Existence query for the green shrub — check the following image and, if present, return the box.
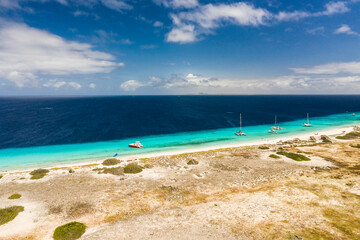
[102,158,121,166]
[103,167,124,176]
[350,144,360,149]
[30,168,49,180]
[68,169,75,173]
[258,146,270,150]
[336,132,360,140]
[276,151,311,161]
[0,175,2,179]
[0,206,24,226]
[322,139,332,143]
[269,154,280,159]
[30,173,46,180]
[53,222,86,240]
[30,168,49,175]
[124,163,143,174]
[8,193,21,199]
[187,159,199,165]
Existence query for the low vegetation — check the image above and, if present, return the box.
[322,139,332,143]
[350,144,360,148]
[187,159,199,165]
[8,193,21,199]
[53,222,86,240]
[67,202,93,218]
[269,154,280,159]
[0,206,24,226]
[258,146,270,150]
[102,158,121,166]
[124,163,143,174]
[68,168,75,173]
[336,131,360,140]
[276,151,311,161]
[103,167,124,176]
[30,168,49,180]
[0,175,2,179]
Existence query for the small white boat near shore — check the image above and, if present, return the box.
[129,141,143,148]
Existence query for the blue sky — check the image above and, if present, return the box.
[0,0,360,95]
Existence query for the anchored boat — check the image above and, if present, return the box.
[271,115,283,130]
[235,113,246,136]
[129,141,143,148]
[302,113,312,127]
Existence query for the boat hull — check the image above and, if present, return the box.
[129,144,142,148]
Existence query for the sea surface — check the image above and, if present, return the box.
[1,95,360,170]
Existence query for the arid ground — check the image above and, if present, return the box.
[0,132,359,240]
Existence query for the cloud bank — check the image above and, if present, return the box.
[0,21,123,87]
[166,1,356,43]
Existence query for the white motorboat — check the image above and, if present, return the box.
[129,141,143,148]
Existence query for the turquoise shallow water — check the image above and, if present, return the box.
[0,112,359,171]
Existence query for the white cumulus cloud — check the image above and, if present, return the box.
[153,0,199,9]
[291,61,360,74]
[334,24,359,35]
[120,80,145,91]
[166,2,271,43]
[43,79,82,89]
[0,20,124,87]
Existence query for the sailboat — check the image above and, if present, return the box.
[269,115,280,134]
[302,113,312,127]
[235,113,246,136]
[271,115,283,130]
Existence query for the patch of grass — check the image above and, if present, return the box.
[269,154,280,159]
[8,193,21,199]
[123,163,143,174]
[0,206,24,226]
[30,168,49,180]
[49,205,63,215]
[276,151,311,161]
[67,202,93,218]
[336,131,360,140]
[212,163,238,171]
[323,208,360,239]
[102,158,121,166]
[0,175,2,179]
[104,202,152,223]
[348,165,360,170]
[187,159,199,165]
[298,228,334,240]
[322,139,332,143]
[350,144,360,148]
[102,167,124,176]
[258,145,270,150]
[53,222,86,240]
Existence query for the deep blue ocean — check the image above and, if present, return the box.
[1,95,360,170]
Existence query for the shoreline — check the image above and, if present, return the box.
[1,124,356,174]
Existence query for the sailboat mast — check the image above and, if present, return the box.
[240,113,242,130]
[307,113,309,124]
